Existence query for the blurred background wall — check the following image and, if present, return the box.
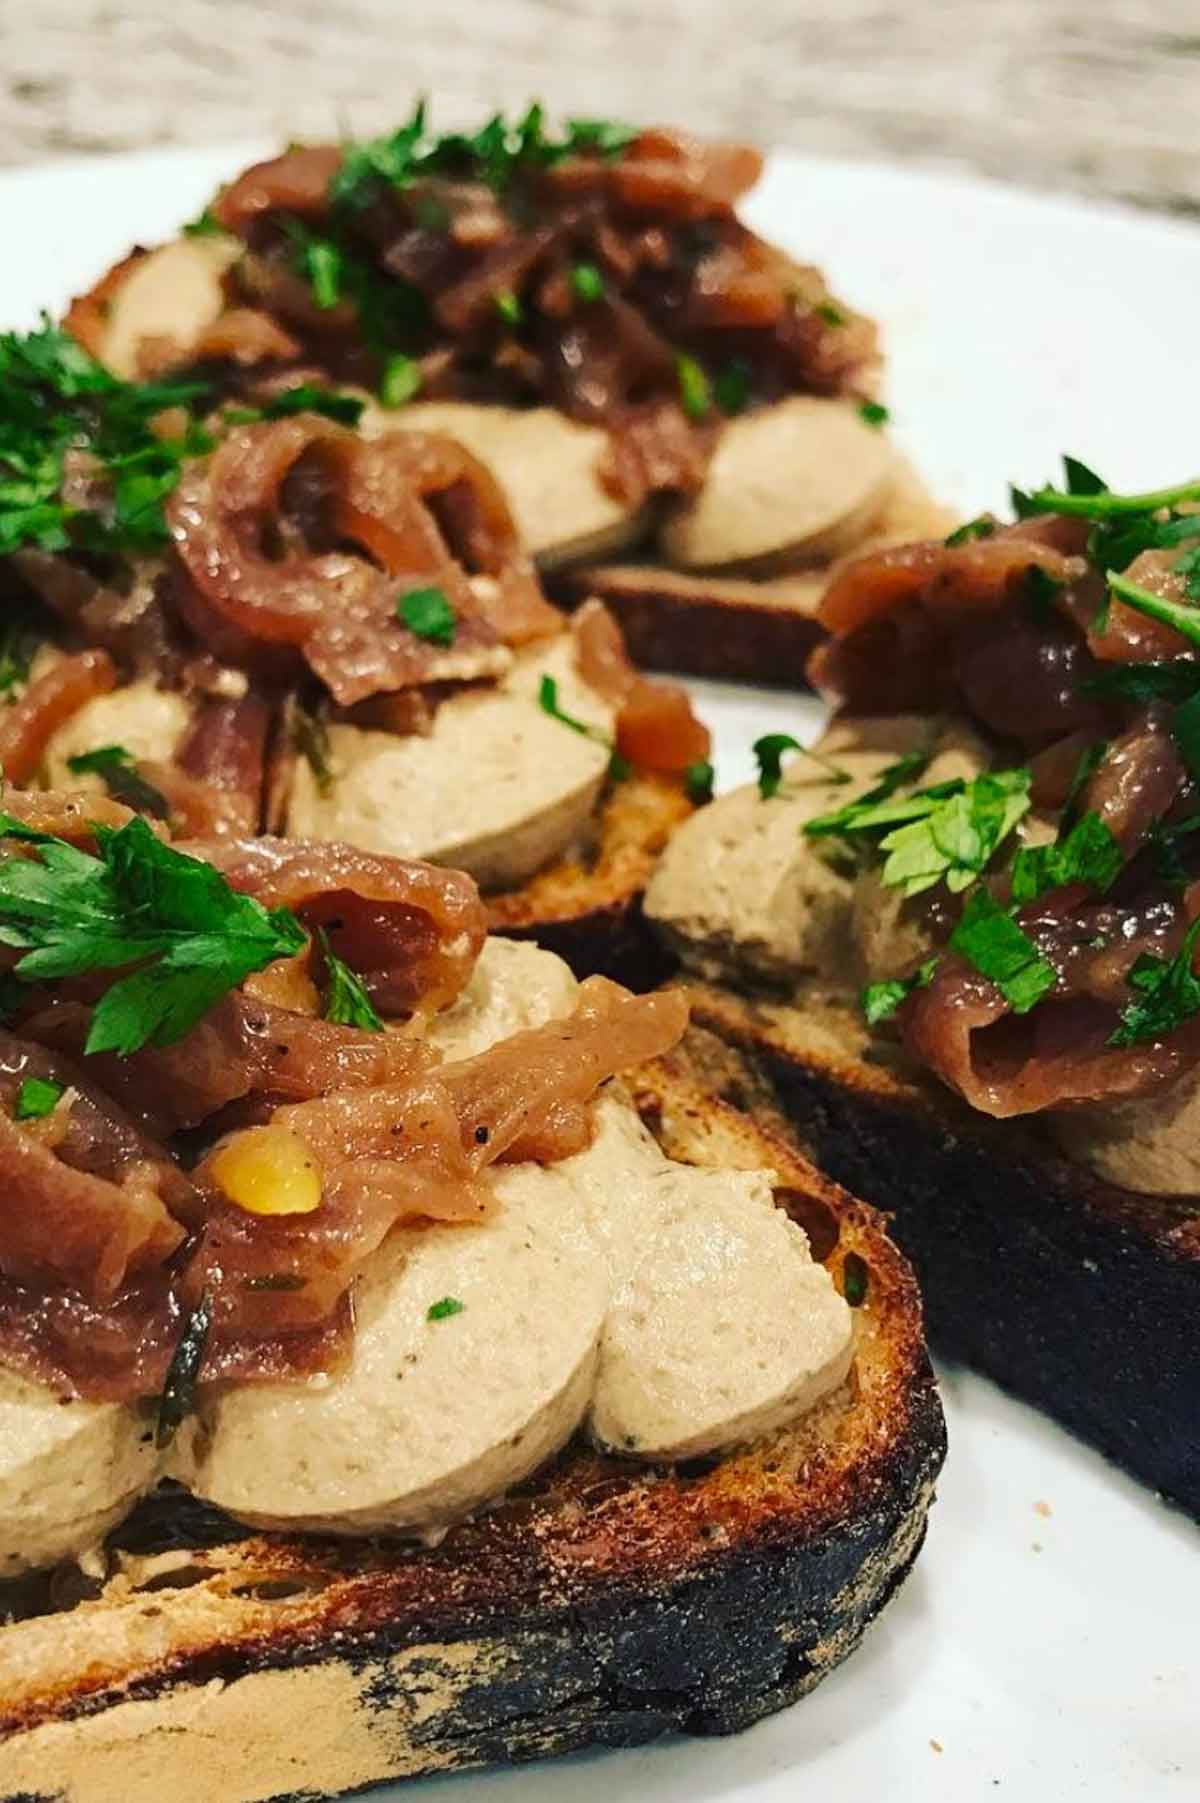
[1,0,1197,210]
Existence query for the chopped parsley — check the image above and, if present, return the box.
[685,758,715,804]
[224,384,365,427]
[803,745,934,838]
[1081,662,1200,705]
[1105,571,1200,652]
[571,262,605,303]
[13,1075,64,1120]
[841,1251,869,1307]
[299,235,343,310]
[862,956,936,1026]
[754,733,850,800]
[816,302,845,327]
[182,206,223,238]
[944,515,997,547]
[156,1293,211,1448]
[427,1295,465,1321]
[714,357,751,416]
[948,888,1056,1015]
[330,102,635,212]
[539,674,606,741]
[379,353,422,408]
[1172,690,1200,781]
[1057,740,1108,836]
[317,927,384,1032]
[675,352,711,421]
[398,585,456,646]
[65,744,171,821]
[0,319,211,558]
[1108,915,1200,1049]
[858,400,889,429]
[0,813,307,1057]
[494,290,523,328]
[1009,811,1122,906]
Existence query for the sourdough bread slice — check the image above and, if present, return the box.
[0,1032,944,1803]
[682,979,1200,1517]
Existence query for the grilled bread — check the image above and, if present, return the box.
[0,1030,944,1803]
[681,979,1200,1518]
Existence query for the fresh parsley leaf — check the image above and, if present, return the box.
[234,384,365,427]
[1109,915,1200,1049]
[841,1250,869,1307]
[182,206,223,238]
[949,888,1056,1014]
[1082,662,1200,704]
[427,1295,465,1321]
[862,956,937,1026]
[945,515,996,547]
[494,290,523,328]
[675,352,711,421]
[1025,465,1200,520]
[1173,541,1200,601]
[301,236,343,309]
[1009,811,1121,906]
[685,758,715,804]
[65,744,171,821]
[803,745,935,838]
[398,585,456,645]
[13,1075,64,1120]
[1063,455,1107,496]
[1149,812,1200,889]
[379,353,421,408]
[538,674,609,743]
[858,400,889,428]
[1106,571,1200,651]
[0,814,307,1056]
[754,733,850,800]
[714,358,751,415]
[571,262,605,304]
[867,768,1032,898]
[316,927,384,1032]
[816,301,845,327]
[0,319,211,558]
[156,1293,212,1448]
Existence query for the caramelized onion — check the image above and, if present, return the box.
[0,648,117,786]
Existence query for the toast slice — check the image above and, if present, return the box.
[681,979,1200,1518]
[554,457,955,685]
[0,1032,944,1803]
[488,769,694,986]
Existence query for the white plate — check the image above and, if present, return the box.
[5,145,1200,1802]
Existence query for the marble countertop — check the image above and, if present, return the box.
[1,0,1198,213]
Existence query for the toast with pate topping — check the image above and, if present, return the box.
[0,941,944,1803]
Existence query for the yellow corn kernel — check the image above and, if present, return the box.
[211,1125,323,1217]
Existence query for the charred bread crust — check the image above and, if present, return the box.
[488,771,694,986]
[551,564,825,685]
[683,981,1200,1517]
[0,1040,944,1803]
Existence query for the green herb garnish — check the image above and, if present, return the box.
[948,887,1056,1014]
[804,745,934,838]
[379,353,422,408]
[65,744,171,821]
[675,352,711,421]
[876,769,1033,899]
[945,515,996,547]
[0,607,42,699]
[1172,691,1200,782]
[0,813,307,1057]
[182,206,223,238]
[301,236,343,310]
[685,759,715,804]
[494,290,523,328]
[1009,811,1122,906]
[0,318,210,557]
[225,384,365,428]
[862,956,937,1026]
[754,733,850,800]
[571,262,605,304]
[317,927,384,1033]
[291,703,332,795]
[816,302,845,327]
[427,1295,465,1322]
[13,1075,64,1121]
[714,358,751,416]
[858,400,889,428]
[1105,571,1200,652]
[841,1251,869,1307]
[1109,915,1200,1049]
[398,585,456,646]
[156,1293,211,1449]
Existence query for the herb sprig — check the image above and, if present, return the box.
[0,814,307,1056]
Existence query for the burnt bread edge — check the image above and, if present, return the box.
[685,984,1200,1517]
[0,1046,945,1802]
